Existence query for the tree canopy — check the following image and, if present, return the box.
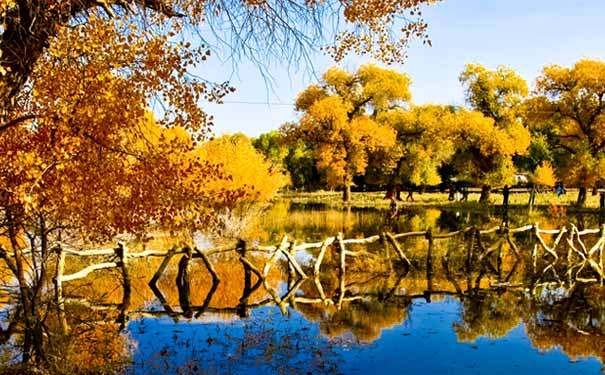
[375,104,456,187]
[0,0,436,123]
[456,64,530,201]
[525,59,605,206]
[293,65,410,201]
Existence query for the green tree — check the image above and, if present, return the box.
[458,64,531,202]
[253,130,289,169]
[294,65,410,202]
[525,59,605,206]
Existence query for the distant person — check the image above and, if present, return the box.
[395,184,403,201]
[528,182,536,208]
[384,185,394,201]
[556,183,566,197]
[406,187,414,202]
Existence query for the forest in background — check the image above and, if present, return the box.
[253,60,605,206]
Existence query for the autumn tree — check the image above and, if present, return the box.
[373,104,456,189]
[525,59,605,206]
[531,161,557,188]
[0,0,436,124]
[294,65,410,201]
[446,109,529,201]
[0,19,243,363]
[195,133,289,207]
[457,64,531,202]
[0,0,438,367]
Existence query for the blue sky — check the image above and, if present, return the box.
[201,0,605,138]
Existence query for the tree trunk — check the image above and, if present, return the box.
[342,184,351,202]
[479,185,491,203]
[577,186,587,207]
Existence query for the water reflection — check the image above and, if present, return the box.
[1,205,605,374]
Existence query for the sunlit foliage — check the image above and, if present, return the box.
[0,0,437,121]
[531,161,557,187]
[294,65,409,201]
[448,109,529,189]
[375,104,456,187]
[196,133,289,205]
[525,59,605,206]
[456,64,530,201]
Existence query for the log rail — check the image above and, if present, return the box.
[44,221,605,331]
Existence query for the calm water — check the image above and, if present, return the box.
[2,202,605,374]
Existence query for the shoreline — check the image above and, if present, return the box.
[278,191,603,213]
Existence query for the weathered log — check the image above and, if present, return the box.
[116,243,131,314]
[194,247,220,282]
[281,243,307,279]
[425,229,433,302]
[342,235,381,244]
[393,231,427,239]
[176,247,192,318]
[511,224,534,233]
[479,226,500,234]
[337,232,346,310]
[263,235,289,279]
[60,262,118,282]
[149,246,176,286]
[385,232,412,268]
[535,223,559,260]
[314,237,335,275]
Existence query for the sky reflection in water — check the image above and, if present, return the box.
[127,297,603,375]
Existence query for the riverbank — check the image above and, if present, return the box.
[280,190,603,212]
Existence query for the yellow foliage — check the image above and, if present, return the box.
[195,134,289,204]
[377,105,455,186]
[446,109,524,186]
[528,59,605,188]
[295,65,407,190]
[532,161,557,187]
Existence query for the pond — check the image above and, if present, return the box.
[1,201,605,374]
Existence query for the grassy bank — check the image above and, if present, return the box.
[280,189,603,212]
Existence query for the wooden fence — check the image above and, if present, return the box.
[50,222,605,330]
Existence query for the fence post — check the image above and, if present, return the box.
[176,246,193,318]
[237,239,251,317]
[116,242,131,327]
[425,229,433,302]
[336,232,346,310]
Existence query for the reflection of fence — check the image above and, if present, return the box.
[52,222,605,330]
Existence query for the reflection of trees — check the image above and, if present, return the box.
[526,284,605,367]
[295,272,412,343]
[454,291,524,342]
[3,210,605,373]
[319,299,410,343]
[0,301,130,374]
